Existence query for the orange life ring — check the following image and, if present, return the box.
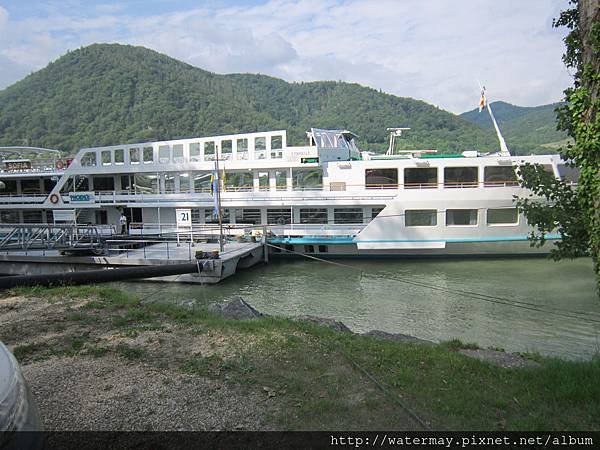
[55,160,64,170]
[49,193,60,204]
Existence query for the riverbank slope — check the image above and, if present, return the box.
[1,285,598,430]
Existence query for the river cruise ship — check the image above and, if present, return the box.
[0,128,575,257]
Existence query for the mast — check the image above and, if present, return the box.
[214,145,224,253]
[385,128,411,155]
[478,83,511,156]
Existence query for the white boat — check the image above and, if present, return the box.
[0,124,576,258]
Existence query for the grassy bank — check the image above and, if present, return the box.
[1,285,598,430]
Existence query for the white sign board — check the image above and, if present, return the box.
[176,209,192,230]
[53,209,76,223]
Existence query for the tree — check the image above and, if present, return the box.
[516,0,600,292]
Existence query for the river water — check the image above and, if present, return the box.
[116,257,600,360]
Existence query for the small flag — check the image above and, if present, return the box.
[211,163,220,216]
[478,88,486,112]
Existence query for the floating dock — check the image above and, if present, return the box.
[0,240,266,284]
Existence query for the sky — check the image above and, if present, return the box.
[0,0,573,113]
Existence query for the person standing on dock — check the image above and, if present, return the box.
[119,212,128,235]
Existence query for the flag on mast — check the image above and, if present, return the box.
[478,88,486,112]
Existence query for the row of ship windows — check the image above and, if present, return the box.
[365,165,579,188]
[79,136,285,166]
[0,207,517,227]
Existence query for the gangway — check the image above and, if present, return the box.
[0,224,109,253]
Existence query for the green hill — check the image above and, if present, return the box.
[0,43,500,155]
[460,101,568,155]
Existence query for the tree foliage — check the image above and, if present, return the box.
[517,0,600,291]
[0,44,500,154]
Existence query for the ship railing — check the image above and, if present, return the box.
[0,193,49,204]
[0,223,109,252]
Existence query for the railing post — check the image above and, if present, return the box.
[166,241,170,260]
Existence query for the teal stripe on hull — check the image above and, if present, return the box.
[268,235,561,245]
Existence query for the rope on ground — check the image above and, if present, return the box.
[338,346,434,431]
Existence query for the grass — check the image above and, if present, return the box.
[4,284,599,430]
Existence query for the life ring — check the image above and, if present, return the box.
[55,160,64,170]
[49,193,60,204]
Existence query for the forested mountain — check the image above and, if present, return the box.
[460,101,568,154]
[0,43,500,155]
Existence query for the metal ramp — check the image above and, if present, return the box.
[0,224,108,254]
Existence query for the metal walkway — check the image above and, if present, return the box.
[0,224,108,253]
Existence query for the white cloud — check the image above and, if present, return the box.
[0,0,571,113]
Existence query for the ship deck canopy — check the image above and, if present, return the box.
[0,147,62,159]
[308,128,360,152]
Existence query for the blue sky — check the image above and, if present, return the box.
[0,0,572,113]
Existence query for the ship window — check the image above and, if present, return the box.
[43,178,56,194]
[22,211,43,223]
[81,152,97,167]
[271,135,283,159]
[21,179,40,194]
[101,150,112,166]
[365,168,398,189]
[300,208,328,224]
[446,209,478,226]
[304,245,315,253]
[221,140,232,160]
[93,177,115,191]
[405,209,437,227]
[293,169,322,190]
[318,245,328,253]
[334,208,363,224]
[404,168,437,189]
[191,208,202,224]
[190,143,201,162]
[193,172,211,193]
[204,142,215,161]
[487,208,518,225]
[557,164,580,184]
[172,144,184,163]
[444,167,478,188]
[237,138,249,160]
[0,179,17,194]
[205,208,230,224]
[129,148,140,164]
[73,175,89,192]
[121,175,133,191]
[275,170,287,191]
[0,211,19,223]
[484,166,517,187]
[371,207,384,219]
[164,173,175,193]
[255,137,267,159]
[258,172,269,191]
[114,149,124,164]
[143,146,154,164]
[267,208,291,225]
[158,145,170,164]
[225,172,253,191]
[95,210,108,225]
[235,208,261,225]
[179,173,190,193]
[134,174,159,194]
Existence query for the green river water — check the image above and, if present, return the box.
[115,257,599,360]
